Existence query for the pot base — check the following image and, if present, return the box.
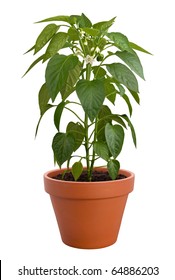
[62,238,117,249]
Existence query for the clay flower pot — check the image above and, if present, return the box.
[44,168,135,249]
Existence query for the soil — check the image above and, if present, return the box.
[52,170,127,182]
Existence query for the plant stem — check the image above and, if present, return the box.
[85,63,92,181]
[84,113,90,177]
[65,107,84,124]
[86,63,91,80]
[89,118,98,179]
[88,128,95,141]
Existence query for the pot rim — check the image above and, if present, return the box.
[44,167,134,184]
[44,168,135,199]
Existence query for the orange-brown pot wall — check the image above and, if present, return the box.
[44,168,135,249]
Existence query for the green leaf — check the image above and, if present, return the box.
[107,75,126,96]
[36,15,70,24]
[22,54,45,77]
[24,45,35,54]
[129,42,152,55]
[106,63,139,92]
[98,105,126,127]
[62,42,74,49]
[112,115,127,128]
[34,24,58,54]
[97,105,112,141]
[79,13,92,28]
[104,79,118,104]
[54,101,67,131]
[66,122,85,151]
[43,32,68,61]
[98,105,112,119]
[93,17,116,31]
[93,66,106,78]
[38,83,50,114]
[45,54,79,102]
[98,38,107,51]
[76,79,105,122]
[105,123,124,158]
[68,27,79,41]
[52,132,75,167]
[35,84,54,137]
[121,94,132,116]
[107,32,133,53]
[98,105,126,128]
[60,61,81,100]
[69,15,81,24]
[81,27,99,36]
[72,162,83,181]
[120,114,137,147]
[107,159,120,180]
[129,89,140,104]
[94,141,110,161]
[97,108,127,142]
[116,51,145,79]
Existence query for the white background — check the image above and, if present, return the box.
[0,0,175,279]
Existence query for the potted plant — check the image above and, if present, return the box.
[24,13,150,249]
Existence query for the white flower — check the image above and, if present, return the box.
[95,47,100,53]
[83,40,88,46]
[84,55,94,65]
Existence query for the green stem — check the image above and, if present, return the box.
[85,63,92,181]
[86,63,91,80]
[89,118,98,179]
[88,121,95,128]
[68,101,81,106]
[88,129,95,141]
[77,32,94,181]
[84,114,90,177]
[78,32,87,56]
[65,107,84,123]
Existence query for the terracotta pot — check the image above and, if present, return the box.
[44,168,134,249]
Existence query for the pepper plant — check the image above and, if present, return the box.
[24,13,150,181]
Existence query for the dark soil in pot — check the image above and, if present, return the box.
[52,170,127,182]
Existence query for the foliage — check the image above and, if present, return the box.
[24,13,151,181]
